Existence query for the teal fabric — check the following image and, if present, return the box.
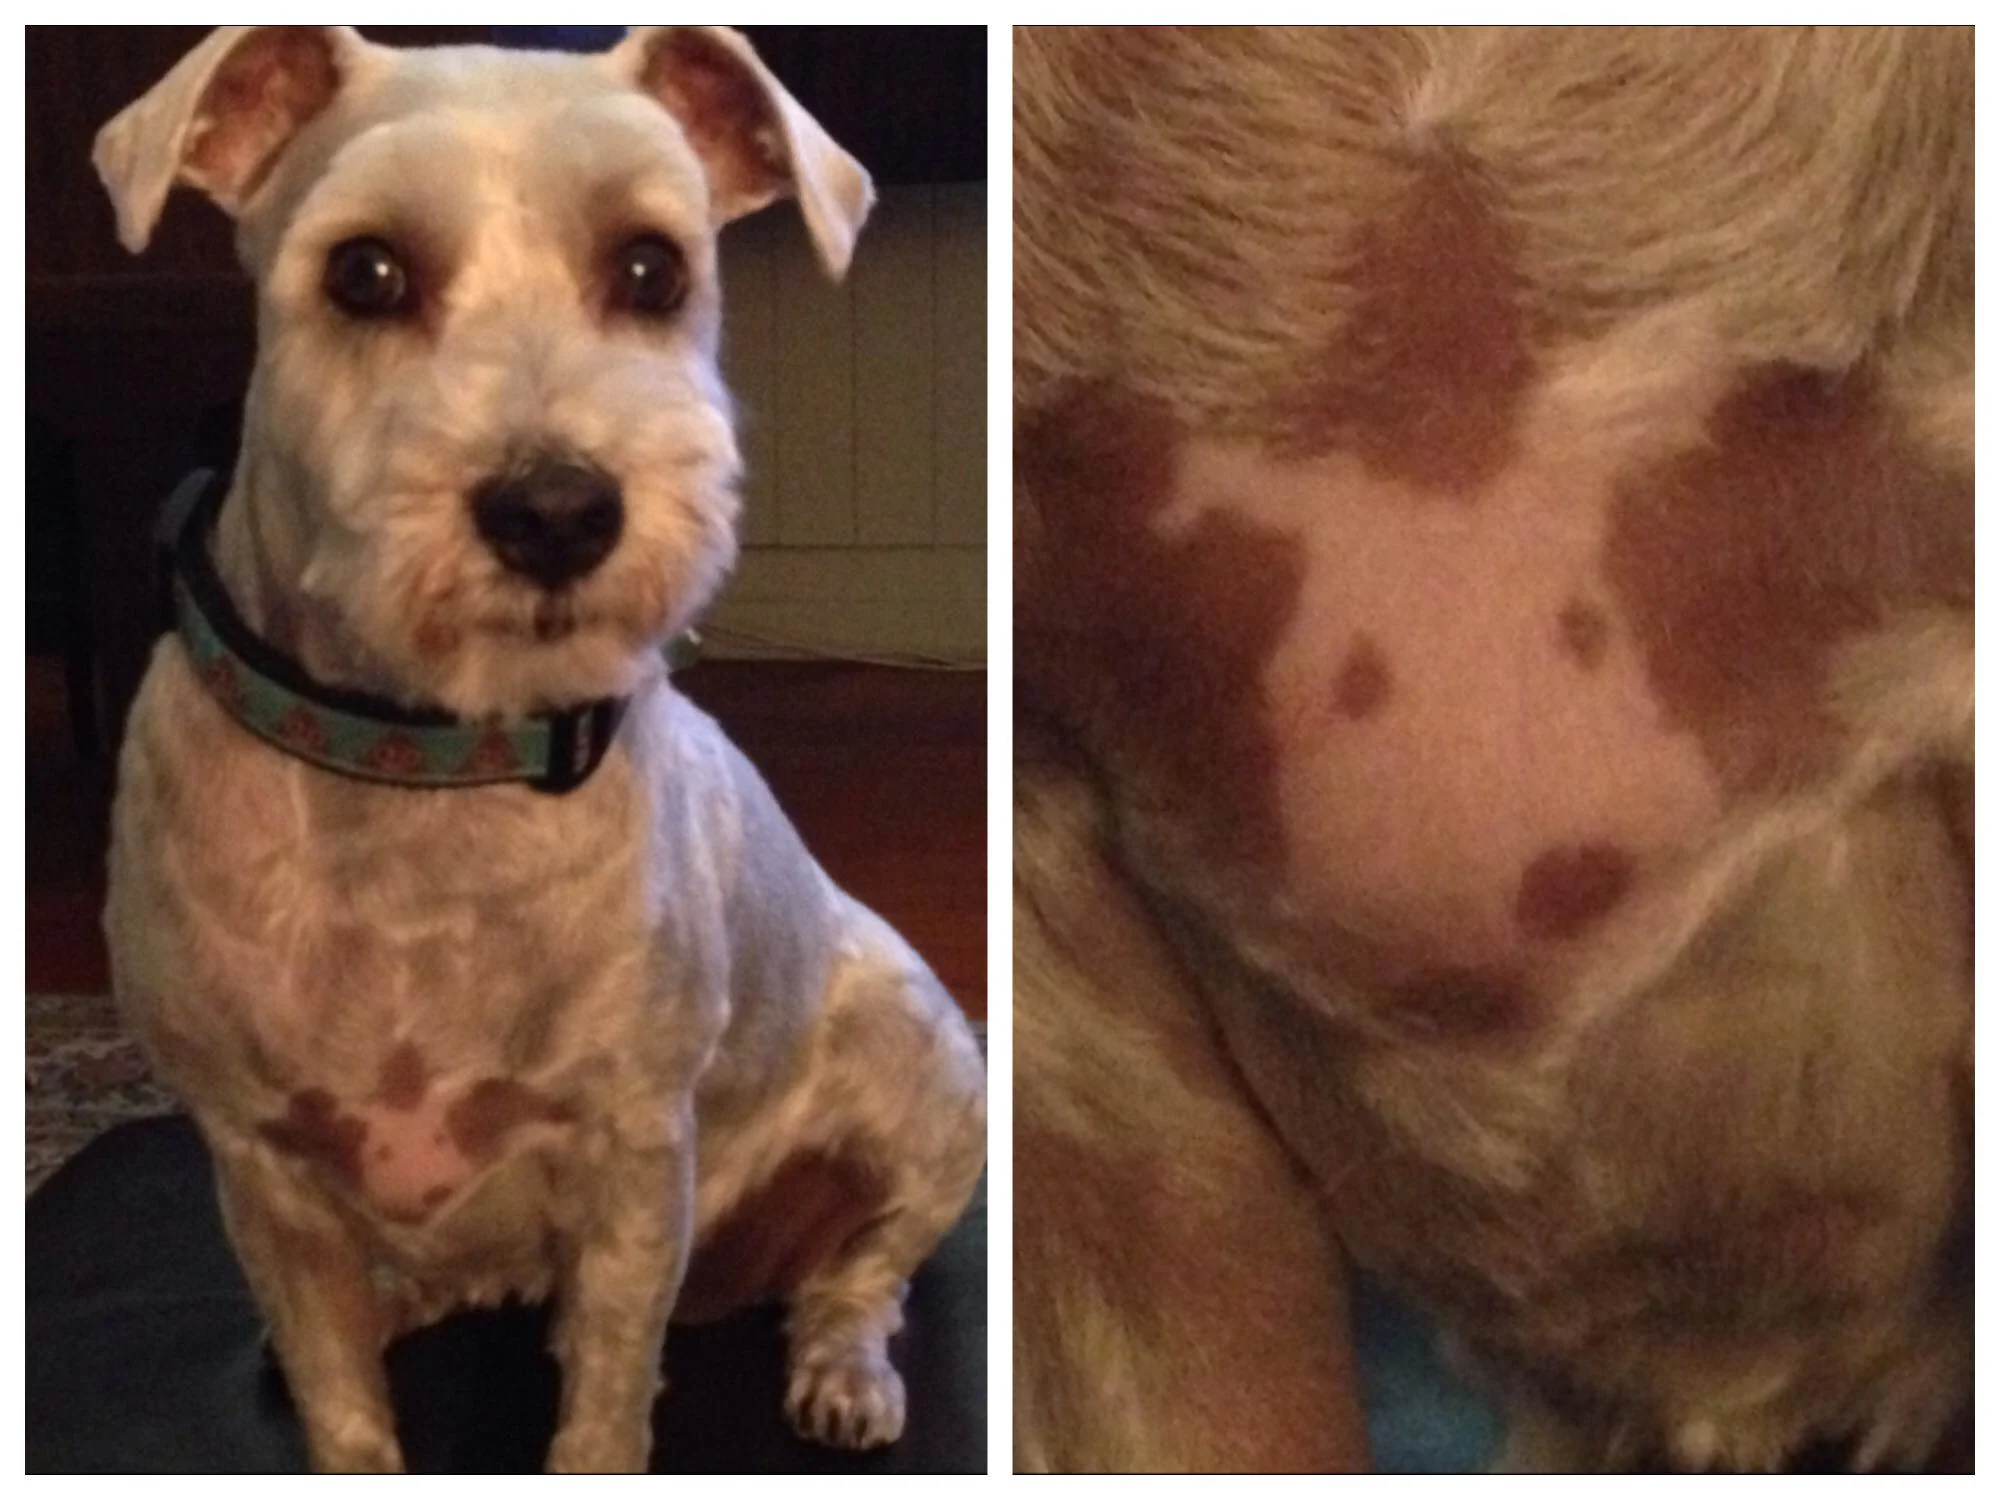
[1349,1268,1504,1473]
[174,571,551,786]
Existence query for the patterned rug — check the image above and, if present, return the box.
[26,993,180,1193]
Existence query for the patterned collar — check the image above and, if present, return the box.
[159,469,644,794]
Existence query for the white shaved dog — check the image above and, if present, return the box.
[97,26,984,1473]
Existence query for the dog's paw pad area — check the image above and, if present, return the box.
[784,1350,907,1450]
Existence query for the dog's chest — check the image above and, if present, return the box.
[261,1045,593,1239]
[1147,440,1725,990]
[111,648,666,1228]
[1103,408,1961,1023]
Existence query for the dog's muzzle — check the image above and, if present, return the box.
[156,469,641,794]
[471,458,625,589]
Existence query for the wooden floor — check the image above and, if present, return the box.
[24,656,986,1019]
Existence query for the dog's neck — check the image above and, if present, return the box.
[210,451,415,707]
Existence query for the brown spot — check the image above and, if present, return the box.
[1556,600,1609,669]
[1271,152,1535,492]
[421,1184,452,1210]
[1332,634,1392,719]
[1017,382,1305,866]
[444,1078,569,1164]
[1516,843,1633,941]
[375,1042,430,1111]
[260,1088,367,1185]
[1382,968,1531,1039]
[371,1143,393,1164]
[674,1152,889,1324]
[1605,367,1971,792]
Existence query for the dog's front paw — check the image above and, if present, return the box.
[785,1348,907,1450]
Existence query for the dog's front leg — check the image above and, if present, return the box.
[546,1121,693,1473]
[211,1138,403,1472]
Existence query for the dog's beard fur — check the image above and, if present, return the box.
[226,108,744,720]
[258,337,742,719]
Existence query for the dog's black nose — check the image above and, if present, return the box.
[471,460,624,589]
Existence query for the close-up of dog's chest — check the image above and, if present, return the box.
[110,645,660,1230]
[1015,24,1968,1474]
[259,1049,581,1231]
[1025,359,1966,1025]
[1017,44,1971,1032]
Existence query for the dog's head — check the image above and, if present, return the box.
[96,26,872,717]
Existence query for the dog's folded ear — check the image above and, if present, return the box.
[94,25,361,254]
[617,26,875,280]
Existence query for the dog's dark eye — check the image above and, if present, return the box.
[324,237,414,319]
[609,234,688,319]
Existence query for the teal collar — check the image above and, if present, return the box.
[160,469,639,795]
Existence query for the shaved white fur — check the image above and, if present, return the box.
[97,26,982,1473]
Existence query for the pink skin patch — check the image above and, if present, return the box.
[261,1049,568,1222]
[1157,438,1721,980]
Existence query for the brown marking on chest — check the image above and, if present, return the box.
[1604,367,1972,792]
[1332,633,1392,719]
[1516,843,1633,942]
[1383,967,1532,1040]
[1017,381,1304,864]
[375,1041,431,1110]
[260,1088,367,1185]
[443,1077,571,1164]
[674,1151,890,1324]
[1270,153,1534,493]
[1556,600,1610,669]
